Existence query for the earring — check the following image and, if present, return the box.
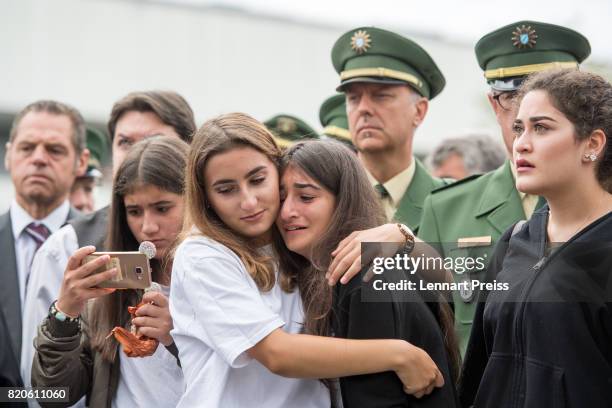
[586,153,597,162]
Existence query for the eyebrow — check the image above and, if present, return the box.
[125,200,174,209]
[212,165,267,187]
[16,140,67,148]
[293,182,321,190]
[529,115,557,123]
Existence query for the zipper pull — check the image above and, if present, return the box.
[533,257,547,270]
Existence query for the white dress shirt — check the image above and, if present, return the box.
[10,199,70,310]
[21,222,81,407]
[365,159,416,221]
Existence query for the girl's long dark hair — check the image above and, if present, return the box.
[89,136,189,362]
[273,139,460,380]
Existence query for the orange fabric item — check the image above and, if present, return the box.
[110,301,159,357]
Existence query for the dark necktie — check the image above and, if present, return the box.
[24,222,51,251]
[24,222,51,291]
[374,184,390,199]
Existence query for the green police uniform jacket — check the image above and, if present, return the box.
[392,159,447,235]
[418,160,526,356]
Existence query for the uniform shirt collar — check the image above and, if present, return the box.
[509,160,527,199]
[10,199,70,240]
[366,158,416,207]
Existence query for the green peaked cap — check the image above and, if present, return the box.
[264,114,318,148]
[84,127,109,178]
[319,94,352,145]
[475,20,590,91]
[331,26,445,99]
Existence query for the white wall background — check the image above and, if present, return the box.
[1,0,609,212]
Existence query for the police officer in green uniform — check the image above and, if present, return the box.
[264,113,318,148]
[331,27,447,233]
[69,127,109,213]
[319,94,354,148]
[418,20,591,356]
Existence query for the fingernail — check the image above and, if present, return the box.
[325,273,329,279]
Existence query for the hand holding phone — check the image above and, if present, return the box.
[56,246,118,318]
[82,251,152,289]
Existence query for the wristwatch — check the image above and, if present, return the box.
[397,223,415,253]
[49,300,80,323]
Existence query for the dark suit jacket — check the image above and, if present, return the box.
[0,206,79,366]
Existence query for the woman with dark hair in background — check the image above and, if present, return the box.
[31,136,189,407]
[276,139,460,407]
[460,69,612,407]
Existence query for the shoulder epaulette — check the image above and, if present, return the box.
[430,173,483,194]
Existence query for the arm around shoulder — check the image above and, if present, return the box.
[247,327,412,380]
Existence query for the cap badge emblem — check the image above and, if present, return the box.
[351,30,372,54]
[277,117,297,134]
[512,25,538,49]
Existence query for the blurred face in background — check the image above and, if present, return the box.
[432,153,469,180]
[488,90,519,156]
[69,176,96,213]
[111,111,180,175]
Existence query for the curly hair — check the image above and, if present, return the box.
[517,69,612,192]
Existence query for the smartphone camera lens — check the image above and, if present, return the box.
[135,266,143,280]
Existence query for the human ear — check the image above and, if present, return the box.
[413,98,429,127]
[4,142,11,171]
[583,129,606,161]
[75,148,90,176]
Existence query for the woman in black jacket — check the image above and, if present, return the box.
[275,139,460,407]
[460,69,612,407]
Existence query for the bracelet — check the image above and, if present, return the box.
[397,223,415,253]
[49,300,80,323]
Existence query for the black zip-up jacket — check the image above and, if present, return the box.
[460,207,612,408]
[333,264,460,408]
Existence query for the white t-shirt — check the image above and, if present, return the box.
[113,347,184,408]
[170,236,330,408]
[113,284,185,407]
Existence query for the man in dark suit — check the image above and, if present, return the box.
[1,100,87,375]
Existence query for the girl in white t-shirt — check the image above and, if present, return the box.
[170,113,444,408]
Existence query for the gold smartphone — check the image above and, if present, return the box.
[83,252,152,289]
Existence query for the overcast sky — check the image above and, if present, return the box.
[169,0,612,64]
